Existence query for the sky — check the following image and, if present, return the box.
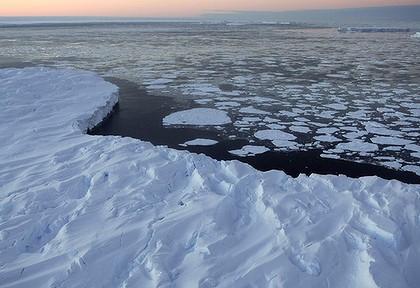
[1,0,420,17]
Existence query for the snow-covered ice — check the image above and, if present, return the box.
[272,140,300,150]
[181,138,218,146]
[336,140,379,152]
[239,106,271,115]
[371,136,413,146]
[314,135,341,143]
[229,145,269,157]
[163,108,232,126]
[255,129,297,141]
[290,126,311,133]
[1,68,420,288]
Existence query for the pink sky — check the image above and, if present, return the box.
[1,0,419,17]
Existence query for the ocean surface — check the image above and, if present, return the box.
[0,20,419,180]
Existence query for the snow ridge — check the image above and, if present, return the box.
[1,68,420,288]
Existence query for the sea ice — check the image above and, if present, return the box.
[402,165,420,175]
[290,126,311,133]
[336,140,379,152]
[314,135,341,142]
[254,129,297,141]
[325,103,347,110]
[181,139,218,146]
[239,106,271,115]
[163,108,232,126]
[229,145,269,157]
[405,144,420,152]
[370,136,413,146]
[272,140,300,149]
[317,127,339,134]
[215,101,241,107]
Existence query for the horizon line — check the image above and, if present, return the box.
[1,4,419,18]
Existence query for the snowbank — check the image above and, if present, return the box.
[1,68,420,288]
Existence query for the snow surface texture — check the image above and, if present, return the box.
[1,68,420,288]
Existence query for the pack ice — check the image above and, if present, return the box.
[1,68,420,288]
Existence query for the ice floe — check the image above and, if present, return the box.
[181,139,218,146]
[370,136,413,146]
[336,140,379,152]
[255,129,297,141]
[229,145,269,157]
[314,135,341,143]
[290,126,311,133]
[163,108,232,126]
[239,106,271,115]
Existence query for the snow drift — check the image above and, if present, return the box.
[1,68,420,288]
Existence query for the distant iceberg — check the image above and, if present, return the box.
[225,21,294,26]
[411,32,420,38]
[338,27,410,33]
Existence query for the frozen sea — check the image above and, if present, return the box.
[1,21,419,179]
[1,15,420,285]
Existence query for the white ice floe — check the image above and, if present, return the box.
[180,83,221,96]
[194,98,213,104]
[1,68,420,288]
[410,32,420,38]
[382,161,403,170]
[317,127,339,134]
[405,144,420,153]
[266,123,286,130]
[290,125,311,133]
[370,136,414,146]
[344,131,368,139]
[272,140,300,149]
[320,153,341,159]
[229,145,269,157]
[336,140,379,152]
[255,129,297,141]
[324,103,347,110]
[239,106,271,115]
[412,152,420,159]
[364,122,401,136]
[318,111,337,119]
[402,165,420,175]
[215,101,241,107]
[384,146,404,151]
[163,108,231,126]
[314,135,341,143]
[181,138,218,146]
